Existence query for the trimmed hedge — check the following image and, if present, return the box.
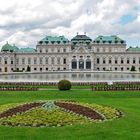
[58,80,71,90]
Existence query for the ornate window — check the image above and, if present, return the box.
[40,58,43,64]
[97,58,100,64]
[103,58,106,64]
[4,57,7,64]
[45,57,48,64]
[121,58,124,64]
[86,59,91,69]
[28,58,31,65]
[72,59,77,69]
[109,58,112,64]
[115,58,118,64]
[52,57,54,64]
[34,58,37,65]
[127,58,130,64]
[133,58,136,64]
[63,58,66,64]
[57,58,60,64]
[22,58,25,65]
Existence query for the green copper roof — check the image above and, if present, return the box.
[18,47,36,53]
[71,35,92,41]
[71,35,92,45]
[93,35,125,44]
[38,35,69,45]
[127,47,140,52]
[1,42,19,52]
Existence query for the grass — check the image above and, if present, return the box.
[0,90,139,140]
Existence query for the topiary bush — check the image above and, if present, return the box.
[130,65,136,71]
[58,80,71,90]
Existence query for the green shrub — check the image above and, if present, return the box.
[26,65,31,72]
[130,65,136,71]
[58,80,71,90]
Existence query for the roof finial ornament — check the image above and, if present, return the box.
[6,41,8,44]
[77,32,78,35]
[84,32,86,35]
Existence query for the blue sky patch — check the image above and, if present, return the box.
[120,14,136,25]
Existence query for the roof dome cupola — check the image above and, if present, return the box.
[71,34,92,45]
[1,42,19,52]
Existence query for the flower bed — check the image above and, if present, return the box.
[55,102,104,120]
[0,100,123,127]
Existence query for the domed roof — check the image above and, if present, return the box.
[71,35,92,41]
[38,35,69,45]
[1,42,19,52]
[71,34,92,45]
[12,44,19,52]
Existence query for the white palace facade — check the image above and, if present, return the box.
[0,34,140,73]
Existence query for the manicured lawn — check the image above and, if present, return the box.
[0,90,140,140]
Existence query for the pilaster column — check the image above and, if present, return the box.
[77,60,79,70]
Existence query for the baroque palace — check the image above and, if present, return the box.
[0,34,140,73]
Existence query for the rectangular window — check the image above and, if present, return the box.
[109,59,112,64]
[40,58,43,64]
[127,59,130,64]
[97,58,100,64]
[115,59,118,64]
[52,58,54,64]
[103,59,105,64]
[16,59,19,64]
[28,58,31,65]
[63,58,66,64]
[34,58,37,65]
[57,58,60,64]
[121,59,124,64]
[4,58,7,64]
[45,58,48,64]
[133,58,136,64]
[22,58,25,65]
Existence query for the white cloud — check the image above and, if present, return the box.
[0,0,140,48]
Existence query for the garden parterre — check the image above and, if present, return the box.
[0,100,123,127]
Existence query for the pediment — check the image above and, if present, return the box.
[72,46,90,54]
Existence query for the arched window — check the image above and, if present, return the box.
[72,59,77,69]
[86,59,91,69]
[79,59,84,69]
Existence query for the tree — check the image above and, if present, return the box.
[26,65,31,72]
[130,65,136,71]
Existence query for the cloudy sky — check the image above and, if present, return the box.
[0,0,140,48]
